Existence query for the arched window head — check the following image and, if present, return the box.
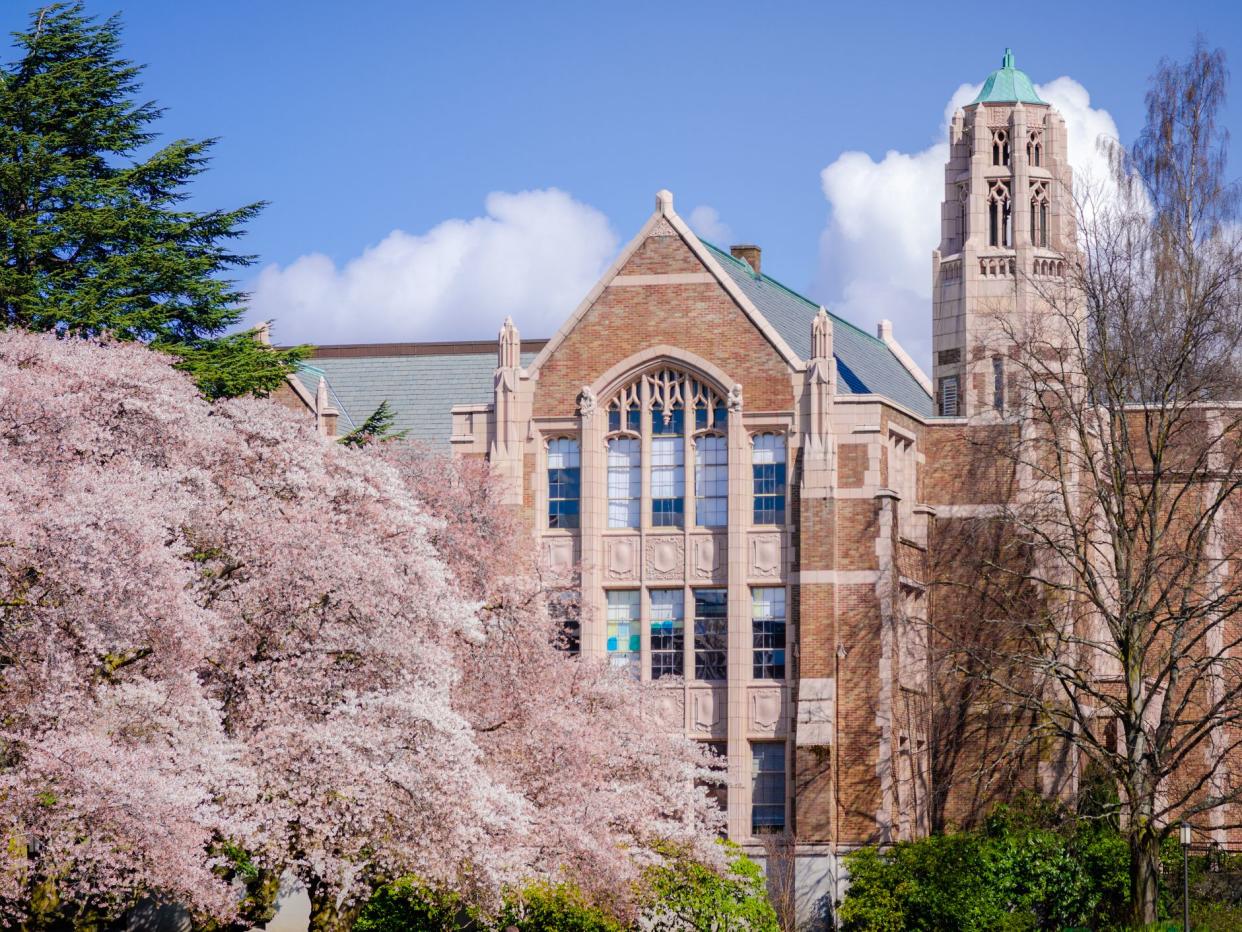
[752,433,787,526]
[987,180,1012,249]
[991,128,1010,167]
[546,437,580,529]
[1029,181,1050,248]
[1027,129,1043,167]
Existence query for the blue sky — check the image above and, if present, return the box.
[8,0,1242,360]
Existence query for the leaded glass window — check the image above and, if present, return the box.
[751,741,787,833]
[650,589,685,679]
[752,434,786,526]
[607,437,640,528]
[651,404,685,528]
[752,587,786,679]
[606,590,640,678]
[547,438,580,529]
[694,588,727,681]
[695,434,728,528]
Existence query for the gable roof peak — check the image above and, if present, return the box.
[656,189,674,213]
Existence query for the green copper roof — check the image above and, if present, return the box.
[972,48,1045,105]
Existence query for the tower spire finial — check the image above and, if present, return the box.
[1003,48,1014,68]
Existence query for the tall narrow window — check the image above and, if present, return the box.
[606,590,639,678]
[1030,181,1049,248]
[752,587,786,679]
[650,589,685,679]
[988,181,1011,249]
[651,403,685,528]
[695,435,728,528]
[751,742,786,834]
[546,438,580,529]
[938,375,959,417]
[694,589,727,681]
[752,434,786,525]
[993,356,1005,412]
[991,129,1009,167]
[607,437,640,528]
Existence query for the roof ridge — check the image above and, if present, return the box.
[701,241,886,347]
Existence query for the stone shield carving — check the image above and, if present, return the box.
[542,537,574,575]
[653,689,686,731]
[691,688,725,736]
[750,688,785,734]
[750,534,782,578]
[605,537,638,581]
[692,535,724,580]
[646,536,685,581]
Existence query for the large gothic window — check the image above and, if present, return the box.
[604,367,729,530]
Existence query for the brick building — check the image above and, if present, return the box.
[274,51,1234,924]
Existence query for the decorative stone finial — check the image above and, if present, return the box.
[877,319,893,342]
[655,189,674,213]
[315,376,328,412]
[727,383,743,412]
[812,306,834,361]
[577,386,597,417]
[255,321,271,345]
[498,316,520,370]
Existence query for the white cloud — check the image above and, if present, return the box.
[246,188,619,344]
[687,205,733,245]
[816,78,1122,369]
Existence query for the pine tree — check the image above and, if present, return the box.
[339,400,406,448]
[0,2,307,398]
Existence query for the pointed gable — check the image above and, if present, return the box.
[529,191,801,417]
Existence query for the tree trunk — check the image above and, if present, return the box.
[1129,827,1161,928]
[307,883,364,932]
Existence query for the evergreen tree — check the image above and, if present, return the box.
[0,2,307,398]
[339,399,406,448]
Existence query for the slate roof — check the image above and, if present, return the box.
[702,242,934,417]
[294,237,934,444]
[295,345,540,446]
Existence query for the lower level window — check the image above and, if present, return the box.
[700,740,728,817]
[752,587,786,679]
[751,741,786,834]
[650,589,685,679]
[694,589,727,681]
[606,590,639,678]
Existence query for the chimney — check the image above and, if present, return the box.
[730,244,761,275]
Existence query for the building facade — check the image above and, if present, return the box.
[277,51,1239,924]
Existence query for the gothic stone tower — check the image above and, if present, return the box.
[931,49,1073,418]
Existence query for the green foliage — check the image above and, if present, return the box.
[355,844,779,932]
[643,840,780,931]
[839,794,1131,931]
[498,882,624,932]
[0,2,306,397]
[354,879,467,932]
[340,399,407,448]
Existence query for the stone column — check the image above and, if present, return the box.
[726,386,751,840]
[579,388,606,658]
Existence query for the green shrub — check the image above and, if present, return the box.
[642,840,779,931]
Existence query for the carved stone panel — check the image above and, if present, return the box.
[645,535,685,581]
[605,536,639,582]
[541,537,575,575]
[749,533,783,579]
[690,533,725,582]
[690,686,726,737]
[749,687,787,735]
[653,687,686,731]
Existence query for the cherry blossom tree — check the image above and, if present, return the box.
[0,331,515,930]
[386,447,725,920]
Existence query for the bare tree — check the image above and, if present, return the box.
[935,41,1242,926]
